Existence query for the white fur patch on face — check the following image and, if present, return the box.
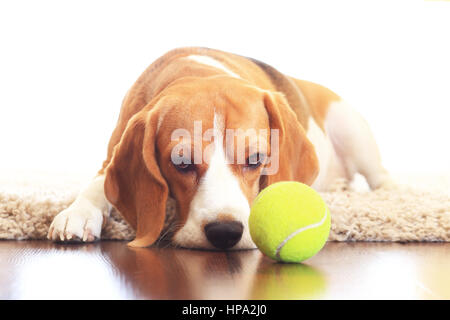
[186,55,241,79]
[172,112,256,249]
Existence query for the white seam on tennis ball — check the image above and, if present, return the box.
[275,207,329,260]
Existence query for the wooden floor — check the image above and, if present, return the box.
[0,240,448,299]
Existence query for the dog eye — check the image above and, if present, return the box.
[174,162,195,173]
[245,153,265,169]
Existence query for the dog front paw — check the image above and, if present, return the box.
[48,199,103,242]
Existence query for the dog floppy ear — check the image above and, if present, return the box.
[104,109,168,248]
[261,91,319,188]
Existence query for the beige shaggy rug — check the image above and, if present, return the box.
[0,171,449,242]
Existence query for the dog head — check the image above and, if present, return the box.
[104,76,318,249]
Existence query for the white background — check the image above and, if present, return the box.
[0,0,449,177]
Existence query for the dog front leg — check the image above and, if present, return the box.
[48,174,110,242]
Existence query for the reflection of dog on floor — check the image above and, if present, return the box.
[101,243,324,300]
[48,47,391,249]
[103,244,262,299]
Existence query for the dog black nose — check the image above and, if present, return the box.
[204,221,244,249]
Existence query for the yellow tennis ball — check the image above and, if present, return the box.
[249,181,331,263]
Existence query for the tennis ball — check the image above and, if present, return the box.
[249,181,331,263]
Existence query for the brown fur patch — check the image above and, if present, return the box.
[247,58,311,130]
[289,78,341,131]
[216,213,236,222]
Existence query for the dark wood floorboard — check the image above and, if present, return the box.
[0,240,448,299]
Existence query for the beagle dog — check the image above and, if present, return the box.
[48,47,391,249]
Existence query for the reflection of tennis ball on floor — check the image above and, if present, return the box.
[249,181,331,263]
[251,263,326,299]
